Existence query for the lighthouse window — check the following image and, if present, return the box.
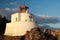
[25,20,27,21]
[29,16,32,18]
[16,18,17,21]
[29,16,33,21]
[21,8,27,10]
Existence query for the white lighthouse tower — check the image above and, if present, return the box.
[5,5,37,36]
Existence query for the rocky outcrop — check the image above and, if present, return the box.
[0,27,60,40]
[25,28,45,40]
[4,36,24,40]
[24,27,56,40]
[46,29,60,40]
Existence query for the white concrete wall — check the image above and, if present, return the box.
[20,13,33,22]
[11,12,34,22]
[11,13,19,22]
[5,22,36,36]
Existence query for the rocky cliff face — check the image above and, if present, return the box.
[0,27,60,40]
[24,27,56,40]
[25,28,44,40]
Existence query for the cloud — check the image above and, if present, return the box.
[0,1,18,5]
[39,24,60,30]
[5,8,11,11]
[0,8,19,19]
[12,8,19,12]
[31,14,60,24]
[0,8,11,19]
[10,1,18,5]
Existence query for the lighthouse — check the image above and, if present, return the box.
[5,5,37,36]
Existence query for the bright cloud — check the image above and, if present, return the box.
[5,8,11,11]
[31,14,60,24]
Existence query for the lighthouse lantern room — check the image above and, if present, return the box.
[20,4,29,13]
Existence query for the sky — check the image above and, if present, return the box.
[0,0,60,28]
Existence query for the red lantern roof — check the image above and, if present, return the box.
[20,5,28,8]
[19,4,29,13]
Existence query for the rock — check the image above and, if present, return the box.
[4,35,25,40]
[0,27,59,40]
[0,35,4,40]
[25,28,45,40]
[56,34,60,40]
